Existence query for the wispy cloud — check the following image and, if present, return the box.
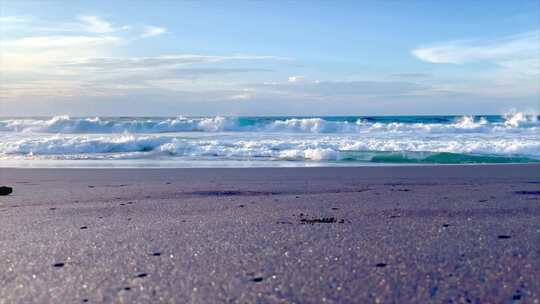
[388,73,432,79]
[140,25,166,38]
[412,30,540,97]
[2,35,121,49]
[412,30,540,77]
[287,75,306,83]
[77,15,130,33]
[251,79,426,98]
[63,54,288,70]
[0,16,32,23]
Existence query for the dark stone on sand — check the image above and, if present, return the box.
[443,224,450,227]
[513,294,522,300]
[136,272,148,278]
[375,263,387,268]
[389,215,400,219]
[124,287,131,291]
[514,190,540,195]
[238,204,245,208]
[429,286,438,298]
[300,217,338,224]
[190,190,276,197]
[332,207,339,210]
[479,199,488,202]
[80,226,88,230]
[498,235,511,239]
[53,262,65,268]
[88,186,94,188]
[49,208,57,210]
[0,186,13,196]
[152,252,161,256]
[252,277,263,283]
[82,299,88,303]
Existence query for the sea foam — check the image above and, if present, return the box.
[1,112,538,164]
[0,111,537,134]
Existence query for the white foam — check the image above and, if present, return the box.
[0,112,538,163]
[1,133,539,161]
[0,112,538,135]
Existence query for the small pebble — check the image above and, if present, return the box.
[53,262,65,268]
[375,263,387,268]
[252,277,263,282]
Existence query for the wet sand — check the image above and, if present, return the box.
[0,165,539,303]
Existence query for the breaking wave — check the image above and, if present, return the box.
[1,111,538,165]
[0,112,537,134]
[1,133,538,163]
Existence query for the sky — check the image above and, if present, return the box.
[1,0,539,116]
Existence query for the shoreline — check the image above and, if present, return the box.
[1,165,539,302]
[1,161,539,169]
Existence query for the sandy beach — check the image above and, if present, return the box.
[0,165,539,303]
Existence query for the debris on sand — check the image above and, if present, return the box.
[514,190,540,195]
[300,217,348,224]
[0,186,13,196]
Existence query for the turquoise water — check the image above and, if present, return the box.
[0,113,538,167]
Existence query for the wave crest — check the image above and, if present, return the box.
[0,112,538,134]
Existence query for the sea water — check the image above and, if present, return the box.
[0,112,538,167]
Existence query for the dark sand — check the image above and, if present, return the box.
[0,165,539,303]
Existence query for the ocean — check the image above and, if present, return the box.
[0,112,538,167]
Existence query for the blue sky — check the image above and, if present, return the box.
[1,0,539,116]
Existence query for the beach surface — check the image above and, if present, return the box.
[0,165,539,303]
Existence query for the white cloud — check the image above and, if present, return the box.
[412,30,539,66]
[288,75,305,83]
[64,54,287,69]
[252,80,426,98]
[77,15,129,33]
[226,93,252,100]
[2,35,121,49]
[412,30,540,97]
[0,16,32,23]
[140,25,166,38]
[0,16,34,31]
